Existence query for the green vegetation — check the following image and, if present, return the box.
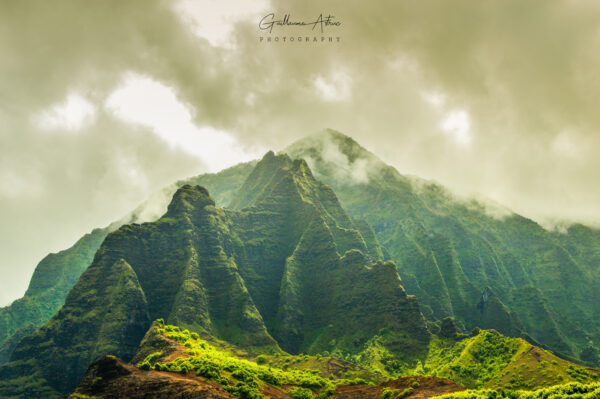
[381,387,401,399]
[433,382,600,398]
[412,330,598,390]
[288,387,315,399]
[0,227,110,364]
[137,322,377,399]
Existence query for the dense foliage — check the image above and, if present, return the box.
[137,321,375,399]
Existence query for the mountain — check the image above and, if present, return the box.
[2,130,600,398]
[0,152,428,397]
[285,129,600,363]
[0,160,257,365]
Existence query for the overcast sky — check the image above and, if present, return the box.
[2,0,600,306]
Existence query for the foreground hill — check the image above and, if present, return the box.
[0,153,428,397]
[416,329,598,389]
[68,322,598,399]
[68,320,465,399]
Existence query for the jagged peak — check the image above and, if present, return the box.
[259,150,291,166]
[285,129,374,162]
[290,158,315,180]
[166,185,215,216]
[230,149,322,210]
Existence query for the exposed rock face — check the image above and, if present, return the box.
[0,152,429,397]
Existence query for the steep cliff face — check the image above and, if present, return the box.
[286,130,600,360]
[0,152,428,397]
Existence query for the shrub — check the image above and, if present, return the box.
[256,355,268,365]
[288,386,314,399]
[380,387,400,399]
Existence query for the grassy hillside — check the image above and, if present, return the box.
[70,321,465,399]
[134,320,380,399]
[71,322,598,399]
[417,330,598,390]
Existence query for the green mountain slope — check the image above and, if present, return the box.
[0,227,111,364]
[285,130,600,363]
[0,161,257,365]
[0,152,428,398]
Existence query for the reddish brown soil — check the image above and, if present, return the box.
[69,355,234,398]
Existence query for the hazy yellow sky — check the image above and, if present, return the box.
[2,0,600,305]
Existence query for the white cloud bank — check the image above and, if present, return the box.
[105,73,263,172]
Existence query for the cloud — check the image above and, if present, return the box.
[34,93,97,132]
[314,71,352,102]
[441,110,471,146]
[0,169,45,199]
[105,73,263,171]
[175,0,270,46]
[2,0,600,305]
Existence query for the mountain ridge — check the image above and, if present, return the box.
[285,129,600,363]
[0,150,428,397]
